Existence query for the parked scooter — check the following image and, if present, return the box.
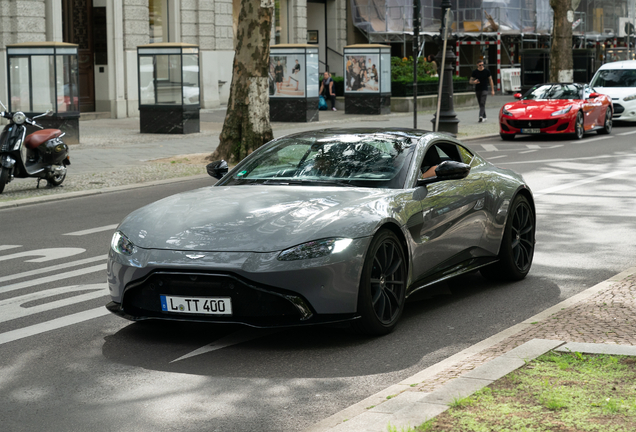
[0,100,70,194]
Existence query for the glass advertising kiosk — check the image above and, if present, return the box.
[343,45,391,115]
[6,42,80,144]
[269,44,319,122]
[137,43,200,134]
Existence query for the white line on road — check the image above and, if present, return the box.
[487,155,508,160]
[495,153,636,165]
[526,144,541,149]
[617,130,636,136]
[534,171,629,197]
[481,144,498,152]
[0,245,21,251]
[171,328,281,363]
[0,247,86,263]
[0,264,107,294]
[0,255,107,284]
[569,136,612,144]
[63,224,119,236]
[519,150,537,154]
[0,307,110,346]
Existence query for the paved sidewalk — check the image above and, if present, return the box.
[305,266,636,431]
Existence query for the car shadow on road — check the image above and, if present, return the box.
[101,272,562,379]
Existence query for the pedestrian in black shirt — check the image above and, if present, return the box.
[469,61,495,122]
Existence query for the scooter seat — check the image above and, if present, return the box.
[24,129,63,150]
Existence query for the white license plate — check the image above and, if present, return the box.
[521,128,541,134]
[160,295,232,315]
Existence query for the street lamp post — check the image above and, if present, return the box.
[431,0,459,135]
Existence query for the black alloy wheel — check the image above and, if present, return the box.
[500,133,515,141]
[354,229,407,335]
[598,107,612,135]
[481,194,535,281]
[0,167,9,194]
[574,111,585,140]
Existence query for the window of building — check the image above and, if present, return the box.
[150,0,169,43]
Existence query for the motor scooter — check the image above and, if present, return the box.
[0,100,70,194]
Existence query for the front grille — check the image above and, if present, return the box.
[508,119,558,129]
[122,271,308,325]
[614,103,625,114]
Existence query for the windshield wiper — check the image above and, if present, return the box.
[262,179,356,187]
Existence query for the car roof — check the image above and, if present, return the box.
[598,60,636,70]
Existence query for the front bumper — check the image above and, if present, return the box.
[612,101,636,121]
[499,115,574,135]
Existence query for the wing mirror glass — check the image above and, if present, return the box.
[417,160,471,186]
[206,160,228,179]
[513,92,522,100]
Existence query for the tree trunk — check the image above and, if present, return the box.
[209,0,274,164]
[549,0,573,83]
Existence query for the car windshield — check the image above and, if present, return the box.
[590,69,636,87]
[522,84,582,100]
[218,134,415,189]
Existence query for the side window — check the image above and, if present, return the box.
[420,142,462,173]
[457,145,474,165]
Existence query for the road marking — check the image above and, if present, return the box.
[496,153,636,165]
[0,245,21,252]
[0,255,107,284]
[481,144,498,152]
[63,224,119,236]
[171,328,280,363]
[519,150,537,154]
[534,171,629,197]
[487,155,508,160]
[0,247,86,263]
[617,130,636,136]
[0,264,107,294]
[0,307,110,346]
[0,284,107,323]
[568,136,612,144]
[526,144,541,149]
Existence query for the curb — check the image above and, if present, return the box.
[303,264,636,432]
[0,174,210,210]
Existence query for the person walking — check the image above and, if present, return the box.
[319,71,337,111]
[469,60,495,122]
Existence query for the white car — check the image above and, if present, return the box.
[590,60,636,122]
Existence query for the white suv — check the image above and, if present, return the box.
[590,60,636,122]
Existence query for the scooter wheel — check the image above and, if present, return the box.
[0,167,9,194]
[47,167,67,187]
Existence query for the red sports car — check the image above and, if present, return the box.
[499,83,613,141]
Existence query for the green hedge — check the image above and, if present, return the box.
[319,57,469,97]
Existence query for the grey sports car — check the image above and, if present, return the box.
[107,128,535,335]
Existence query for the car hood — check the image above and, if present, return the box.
[593,87,636,100]
[118,185,396,252]
[503,100,577,118]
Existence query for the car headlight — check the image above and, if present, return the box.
[551,106,572,116]
[278,238,353,261]
[111,231,135,256]
[624,93,636,102]
[502,107,513,116]
[12,112,26,124]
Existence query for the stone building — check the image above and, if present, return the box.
[0,0,349,119]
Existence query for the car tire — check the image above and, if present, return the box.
[598,107,612,135]
[573,111,585,140]
[480,194,535,281]
[353,229,407,335]
[0,167,9,194]
[500,133,515,141]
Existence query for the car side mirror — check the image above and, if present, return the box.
[206,160,228,179]
[588,92,601,99]
[417,160,471,185]
[513,93,522,100]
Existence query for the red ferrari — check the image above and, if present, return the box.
[499,83,613,141]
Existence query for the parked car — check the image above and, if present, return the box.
[590,60,636,122]
[499,83,613,140]
[107,129,536,335]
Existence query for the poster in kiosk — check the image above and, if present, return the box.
[343,45,391,114]
[137,43,200,134]
[6,42,80,144]
[269,44,320,122]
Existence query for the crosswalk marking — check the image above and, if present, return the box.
[0,264,107,295]
[0,255,107,284]
[535,171,629,197]
[0,307,111,346]
[63,224,119,236]
[481,144,498,152]
[0,247,86,263]
[0,245,21,251]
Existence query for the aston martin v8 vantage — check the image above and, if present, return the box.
[107,129,536,335]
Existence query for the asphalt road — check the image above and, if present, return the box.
[1,123,636,432]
